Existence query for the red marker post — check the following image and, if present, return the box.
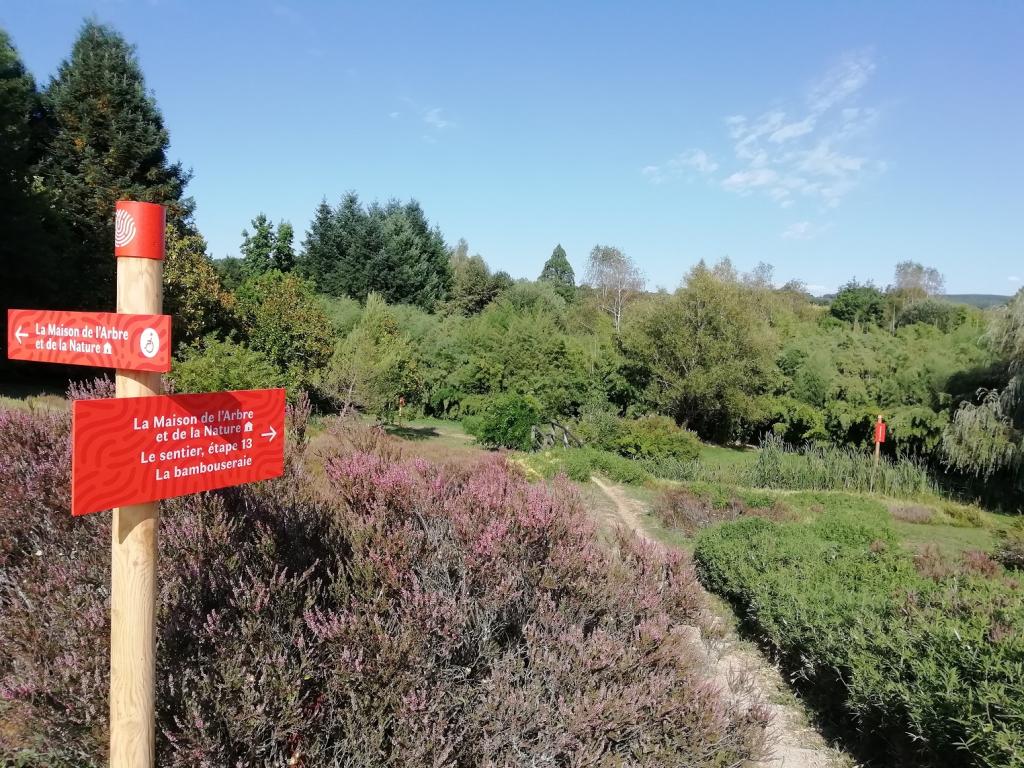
[870,414,886,492]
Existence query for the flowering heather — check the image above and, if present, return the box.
[1,400,767,766]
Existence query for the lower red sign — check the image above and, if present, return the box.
[7,308,171,372]
[72,388,285,516]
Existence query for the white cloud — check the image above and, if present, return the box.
[672,149,718,175]
[782,221,830,240]
[1010,276,1021,283]
[423,107,452,130]
[642,149,718,184]
[722,168,778,192]
[782,221,813,240]
[720,49,882,210]
[770,116,816,143]
[389,111,400,119]
[808,50,876,114]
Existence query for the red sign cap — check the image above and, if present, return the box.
[114,201,166,260]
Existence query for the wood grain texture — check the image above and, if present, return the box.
[109,255,163,768]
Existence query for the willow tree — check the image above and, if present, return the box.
[943,290,1024,487]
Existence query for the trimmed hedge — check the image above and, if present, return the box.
[694,510,1024,767]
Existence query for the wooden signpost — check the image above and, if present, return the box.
[6,200,286,768]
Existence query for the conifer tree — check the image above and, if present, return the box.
[0,29,59,322]
[298,199,338,290]
[37,21,191,308]
[539,244,575,301]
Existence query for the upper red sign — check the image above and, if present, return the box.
[7,309,171,372]
[114,200,166,260]
[874,420,887,444]
[72,388,285,516]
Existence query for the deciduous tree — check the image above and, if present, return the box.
[585,245,644,331]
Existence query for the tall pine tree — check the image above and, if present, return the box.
[298,193,451,310]
[298,199,338,290]
[539,244,575,301]
[37,21,191,309]
[0,28,59,327]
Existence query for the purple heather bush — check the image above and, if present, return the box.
[1,393,767,766]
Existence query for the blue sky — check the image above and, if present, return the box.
[3,1,1022,295]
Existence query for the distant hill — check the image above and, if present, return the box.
[944,294,1012,309]
[812,293,1011,309]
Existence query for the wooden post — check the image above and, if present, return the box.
[109,205,164,768]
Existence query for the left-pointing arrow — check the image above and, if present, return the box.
[14,326,28,344]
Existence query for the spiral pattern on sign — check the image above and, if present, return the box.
[114,208,137,247]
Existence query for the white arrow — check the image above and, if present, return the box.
[14,326,28,344]
[261,425,278,441]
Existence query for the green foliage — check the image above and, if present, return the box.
[695,512,1024,768]
[0,29,60,321]
[897,298,968,332]
[943,290,1024,489]
[239,213,296,278]
[298,192,451,310]
[994,522,1024,570]
[525,447,652,485]
[463,392,541,450]
[170,337,285,394]
[445,239,504,315]
[324,293,420,420]
[748,434,932,498]
[163,223,236,345]
[575,409,700,461]
[439,296,603,418]
[538,244,575,301]
[620,261,778,441]
[830,280,886,326]
[36,21,192,309]
[234,270,333,389]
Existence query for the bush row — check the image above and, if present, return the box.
[693,510,1024,767]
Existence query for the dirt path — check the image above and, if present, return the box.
[590,476,853,768]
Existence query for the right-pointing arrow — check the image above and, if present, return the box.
[14,326,28,344]
[261,425,278,441]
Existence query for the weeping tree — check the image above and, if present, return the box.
[943,290,1024,489]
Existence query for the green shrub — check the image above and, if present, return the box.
[994,523,1024,570]
[463,393,541,450]
[527,448,651,486]
[615,415,701,461]
[940,503,984,528]
[589,449,651,485]
[171,336,286,394]
[695,512,1024,767]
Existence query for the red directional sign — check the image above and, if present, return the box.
[72,388,285,516]
[874,419,887,445]
[7,308,171,372]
